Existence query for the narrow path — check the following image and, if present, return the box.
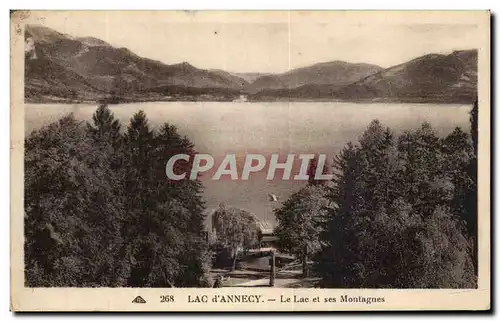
[228,269,314,287]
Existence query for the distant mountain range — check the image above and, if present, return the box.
[245,61,383,94]
[24,24,246,103]
[334,50,478,103]
[24,24,478,104]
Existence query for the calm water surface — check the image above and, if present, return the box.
[25,101,472,224]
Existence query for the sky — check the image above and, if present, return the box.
[27,11,485,74]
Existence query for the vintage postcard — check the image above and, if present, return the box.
[10,10,490,311]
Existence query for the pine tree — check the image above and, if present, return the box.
[87,104,122,143]
[152,123,210,286]
[315,142,362,287]
[123,110,155,217]
[121,112,211,287]
[122,111,177,286]
[153,124,205,235]
[306,154,330,186]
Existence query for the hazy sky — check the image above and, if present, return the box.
[29,11,484,73]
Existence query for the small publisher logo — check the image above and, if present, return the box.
[132,296,147,304]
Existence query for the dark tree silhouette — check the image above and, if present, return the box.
[25,107,211,287]
[315,120,476,288]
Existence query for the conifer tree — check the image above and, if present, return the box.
[122,112,210,287]
[87,104,122,144]
[152,123,210,286]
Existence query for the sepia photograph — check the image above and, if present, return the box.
[10,10,490,311]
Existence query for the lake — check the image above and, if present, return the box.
[25,101,472,225]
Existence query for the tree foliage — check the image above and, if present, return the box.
[315,120,476,288]
[467,99,478,272]
[25,105,210,287]
[211,206,260,271]
[274,185,330,276]
[25,114,125,286]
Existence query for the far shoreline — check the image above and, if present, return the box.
[24,98,475,106]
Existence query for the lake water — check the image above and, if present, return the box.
[25,102,472,225]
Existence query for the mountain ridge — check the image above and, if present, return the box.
[334,49,477,103]
[25,24,247,103]
[245,61,384,94]
[24,24,478,104]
